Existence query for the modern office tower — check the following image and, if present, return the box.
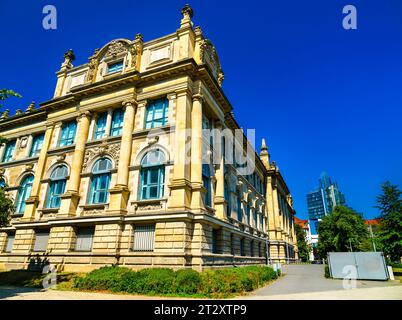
[307,172,346,231]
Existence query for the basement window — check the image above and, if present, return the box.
[133,225,155,252]
[4,233,15,253]
[75,227,94,252]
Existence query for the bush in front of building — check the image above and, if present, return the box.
[72,265,279,297]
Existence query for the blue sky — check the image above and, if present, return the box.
[1,0,401,220]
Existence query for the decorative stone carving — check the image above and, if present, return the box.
[26,101,35,112]
[19,136,28,149]
[0,109,10,120]
[25,163,34,170]
[105,40,127,59]
[135,201,163,211]
[82,142,120,171]
[61,49,75,69]
[86,57,98,83]
[16,109,23,116]
[56,154,66,162]
[199,39,224,86]
[147,136,159,146]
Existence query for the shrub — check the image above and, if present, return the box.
[174,268,201,294]
[72,265,278,297]
[74,265,132,292]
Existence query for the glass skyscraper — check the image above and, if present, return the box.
[307,172,346,232]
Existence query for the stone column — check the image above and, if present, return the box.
[167,89,192,211]
[25,135,34,158]
[214,122,226,220]
[23,123,55,220]
[87,114,97,141]
[104,108,113,137]
[59,111,91,216]
[190,93,204,211]
[0,145,5,162]
[108,99,137,214]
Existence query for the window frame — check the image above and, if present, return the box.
[88,158,112,205]
[139,150,165,201]
[132,224,155,252]
[107,60,124,74]
[29,133,45,157]
[110,108,124,137]
[15,174,34,214]
[94,112,108,140]
[144,98,169,129]
[2,140,16,162]
[45,165,68,209]
[59,121,77,147]
[33,230,49,252]
[74,227,94,252]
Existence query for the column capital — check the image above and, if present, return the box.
[122,98,137,107]
[167,93,177,101]
[192,93,204,103]
[76,111,92,121]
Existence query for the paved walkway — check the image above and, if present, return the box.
[245,264,402,300]
[1,265,401,300]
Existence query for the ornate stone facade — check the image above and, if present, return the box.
[0,5,297,272]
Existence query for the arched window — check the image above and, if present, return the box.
[46,165,68,208]
[15,174,34,214]
[202,164,212,207]
[88,158,112,204]
[139,150,165,200]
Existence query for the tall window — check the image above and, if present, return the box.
[237,195,243,221]
[15,174,34,214]
[2,140,16,162]
[202,164,212,207]
[224,180,231,217]
[0,178,5,188]
[46,165,68,209]
[94,112,107,140]
[30,133,44,157]
[145,98,169,129]
[139,150,165,200]
[110,109,124,136]
[246,203,251,225]
[88,158,112,204]
[59,121,77,147]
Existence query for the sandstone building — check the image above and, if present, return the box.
[0,5,297,272]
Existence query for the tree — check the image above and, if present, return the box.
[0,186,14,227]
[0,88,21,226]
[317,205,369,259]
[375,181,402,262]
[295,223,310,262]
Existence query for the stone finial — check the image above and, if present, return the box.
[218,71,224,86]
[180,4,194,28]
[135,33,143,41]
[61,49,75,69]
[26,101,35,112]
[0,109,10,120]
[16,109,23,116]
[261,138,268,153]
[194,26,202,36]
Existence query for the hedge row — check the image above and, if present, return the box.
[73,265,279,298]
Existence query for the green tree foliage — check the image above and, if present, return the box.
[375,181,402,262]
[0,186,14,227]
[317,205,369,258]
[0,89,21,108]
[295,223,310,262]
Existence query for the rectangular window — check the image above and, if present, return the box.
[145,98,168,129]
[133,225,155,252]
[75,227,94,252]
[30,133,44,157]
[250,240,254,257]
[2,140,16,162]
[110,109,124,136]
[59,121,77,147]
[33,231,49,252]
[107,61,123,74]
[94,112,107,140]
[240,238,245,256]
[5,233,15,253]
[140,167,164,200]
[212,229,220,254]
